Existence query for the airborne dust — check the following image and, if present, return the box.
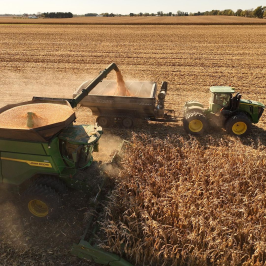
[0,69,132,130]
[115,71,132,96]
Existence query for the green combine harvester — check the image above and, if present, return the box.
[183,86,265,136]
[0,63,133,266]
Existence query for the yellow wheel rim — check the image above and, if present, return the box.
[189,119,203,132]
[232,122,247,135]
[28,199,49,217]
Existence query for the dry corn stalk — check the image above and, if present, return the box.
[97,134,266,266]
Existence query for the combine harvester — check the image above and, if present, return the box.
[0,63,133,265]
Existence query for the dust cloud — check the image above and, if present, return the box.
[93,133,125,179]
[0,70,91,108]
[0,189,29,251]
[0,69,134,110]
[93,133,124,164]
[114,71,132,96]
[98,70,133,97]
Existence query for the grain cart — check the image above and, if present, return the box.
[183,86,265,136]
[0,63,124,220]
[73,79,177,128]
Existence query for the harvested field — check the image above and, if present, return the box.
[0,22,266,265]
[1,16,266,25]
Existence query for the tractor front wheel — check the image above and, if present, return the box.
[183,112,208,135]
[22,184,61,219]
[225,114,251,136]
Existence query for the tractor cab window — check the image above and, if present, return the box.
[214,93,231,108]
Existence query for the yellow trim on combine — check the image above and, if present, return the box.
[1,157,52,168]
[28,200,49,217]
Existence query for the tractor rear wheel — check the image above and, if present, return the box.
[183,112,208,135]
[22,184,61,219]
[225,114,251,136]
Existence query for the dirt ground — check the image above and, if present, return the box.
[0,23,266,265]
[0,188,95,265]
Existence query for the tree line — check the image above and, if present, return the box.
[97,6,266,18]
[42,12,73,18]
[196,6,266,18]
[41,6,266,19]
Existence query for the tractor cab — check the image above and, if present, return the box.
[209,86,235,113]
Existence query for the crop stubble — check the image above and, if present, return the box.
[0,25,265,123]
[1,16,266,25]
[0,23,266,265]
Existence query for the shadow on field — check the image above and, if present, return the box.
[105,119,266,151]
[105,119,186,141]
[240,125,266,149]
[0,163,108,266]
[0,188,92,265]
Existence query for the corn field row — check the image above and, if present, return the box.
[98,134,266,265]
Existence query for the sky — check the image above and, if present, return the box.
[1,0,265,15]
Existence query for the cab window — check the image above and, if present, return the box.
[214,93,231,108]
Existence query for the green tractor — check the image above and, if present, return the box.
[183,86,265,136]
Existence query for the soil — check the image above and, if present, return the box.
[0,187,99,265]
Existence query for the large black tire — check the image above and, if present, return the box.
[96,116,113,127]
[34,175,68,195]
[21,184,61,220]
[122,117,133,128]
[225,114,252,136]
[183,112,208,135]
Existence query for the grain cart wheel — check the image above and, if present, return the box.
[22,184,61,219]
[34,175,68,195]
[225,114,251,136]
[183,112,208,135]
[96,116,112,127]
[122,117,133,128]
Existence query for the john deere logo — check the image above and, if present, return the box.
[1,157,52,168]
